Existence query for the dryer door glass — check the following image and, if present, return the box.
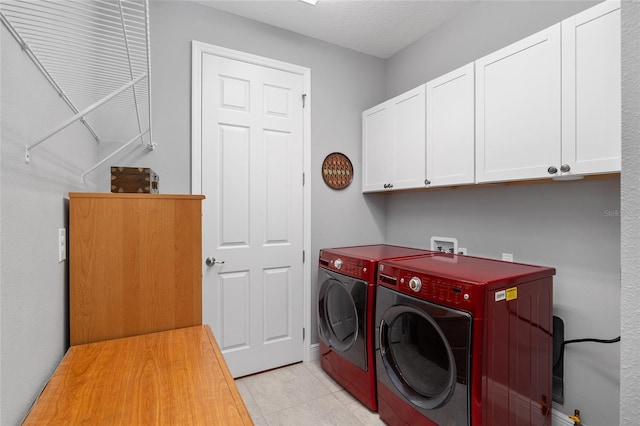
[317,268,368,371]
[325,281,358,351]
[380,303,469,410]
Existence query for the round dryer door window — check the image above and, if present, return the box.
[320,281,359,351]
[380,305,456,410]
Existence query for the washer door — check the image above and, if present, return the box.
[376,285,472,425]
[318,268,367,370]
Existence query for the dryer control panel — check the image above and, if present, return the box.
[319,250,374,282]
[377,262,485,316]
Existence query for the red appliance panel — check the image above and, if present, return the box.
[319,244,436,282]
[320,341,377,411]
[381,254,555,291]
[483,276,554,426]
[378,261,487,317]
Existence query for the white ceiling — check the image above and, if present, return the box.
[192,0,479,59]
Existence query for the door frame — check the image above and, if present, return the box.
[191,41,312,363]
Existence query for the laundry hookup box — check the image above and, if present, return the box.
[110,167,159,194]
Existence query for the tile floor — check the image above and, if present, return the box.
[235,360,386,425]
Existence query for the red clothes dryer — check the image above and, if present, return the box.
[375,254,555,425]
[317,244,436,411]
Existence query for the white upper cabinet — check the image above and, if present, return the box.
[362,104,394,191]
[475,0,621,184]
[363,1,620,191]
[561,0,621,177]
[475,24,562,184]
[426,62,475,187]
[362,85,426,192]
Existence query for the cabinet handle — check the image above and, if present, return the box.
[383,183,389,189]
[387,183,393,189]
[424,179,431,185]
[560,164,571,173]
[547,166,558,174]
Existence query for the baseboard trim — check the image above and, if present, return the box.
[553,409,577,426]
[306,342,320,361]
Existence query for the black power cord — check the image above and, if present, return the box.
[553,336,621,370]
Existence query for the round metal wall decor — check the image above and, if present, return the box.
[322,152,353,190]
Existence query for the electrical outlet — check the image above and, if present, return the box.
[58,228,66,263]
[458,247,468,255]
[502,253,513,262]
[431,236,458,254]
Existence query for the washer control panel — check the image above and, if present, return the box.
[319,250,373,282]
[378,262,483,314]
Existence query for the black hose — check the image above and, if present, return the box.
[553,336,620,370]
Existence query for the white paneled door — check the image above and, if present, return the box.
[194,45,307,378]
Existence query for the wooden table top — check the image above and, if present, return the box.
[23,325,253,425]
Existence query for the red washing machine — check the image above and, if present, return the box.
[318,245,437,411]
[375,254,555,425]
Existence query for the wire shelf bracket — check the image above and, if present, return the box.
[0,0,154,179]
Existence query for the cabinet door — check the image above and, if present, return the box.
[69,194,203,346]
[393,84,426,190]
[475,24,561,183]
[362,102,394,192]
[426,63,475,187]
[562,0,621,176]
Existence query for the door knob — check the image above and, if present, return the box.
[205,257,225,266]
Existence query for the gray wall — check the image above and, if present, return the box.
[0,25,100,424]
[383,1,623,425]
[620,0,640,423]
[386,0,598,98]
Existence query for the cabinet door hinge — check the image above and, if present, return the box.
[303,327,305,340]
[302,94,307,108]
[303,250,306,263]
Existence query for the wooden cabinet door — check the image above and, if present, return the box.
[393,84,426,190]
[362,102,394,192]
[426,63,475,187]
[475,24,561,183]
[69,193,203,346]
[561,0,621,176]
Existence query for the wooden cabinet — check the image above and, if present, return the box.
[426,62,475,187]
[561,0,621,177]
[362,85,426,192]
[475,24,562,184]
[69,192,205,346]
